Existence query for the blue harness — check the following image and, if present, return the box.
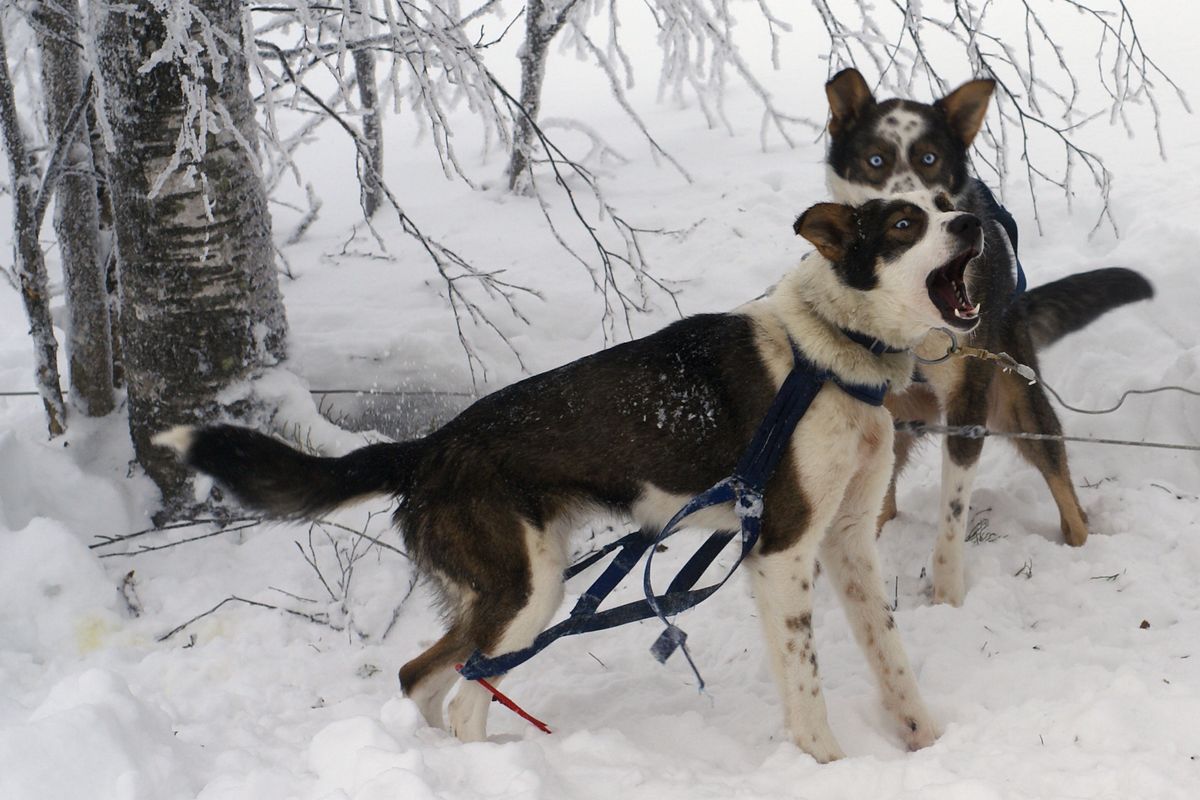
[458,334,892,687]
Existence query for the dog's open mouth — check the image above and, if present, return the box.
[926,248,981,330]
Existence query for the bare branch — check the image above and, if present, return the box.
[157,595,340,642]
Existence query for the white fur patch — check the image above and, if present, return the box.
[151,425,195,455]
[877,109,926,150]
[931,452,979,607]
[826,166,883,206]
[632,484,740,533]
[877,110,927,195]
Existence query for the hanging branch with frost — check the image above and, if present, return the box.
[496,0,811,334]
[493,75,681,339]
[809,0,1188,234]
[644,0,820,150]
[249,1,681,371]
[252,22,539,385]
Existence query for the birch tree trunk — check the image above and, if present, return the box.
[0,25,66,437]
[34,0,114,417]
[506,0,580,194]
[92,0,287,515]
[349,0,382,217]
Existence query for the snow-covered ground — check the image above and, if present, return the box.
[4,3,1200,798]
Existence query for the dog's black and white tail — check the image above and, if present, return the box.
[1014,267,1154,349]
[154,424,422,518]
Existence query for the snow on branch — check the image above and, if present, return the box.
[645,0,819,149]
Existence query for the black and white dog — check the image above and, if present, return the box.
[156,194,982,760]
[824,68,1154,606]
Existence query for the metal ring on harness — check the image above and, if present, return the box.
[912,326,960,366]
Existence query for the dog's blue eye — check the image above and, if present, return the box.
[921,152,937,165]
[894,219,911,229]
[868,154,884,168]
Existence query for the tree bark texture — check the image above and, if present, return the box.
[506,0,553,194]
[349,0,382,217]
[0,26,66,437]
[92,0,288,514]
[34,0,115,417]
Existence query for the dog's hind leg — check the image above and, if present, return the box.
[992,367,1088,546]
[822,464,940,752]
[399,625,472,730]
[446,522,566,742]
[879,383,940,533]
[931,363,992,606]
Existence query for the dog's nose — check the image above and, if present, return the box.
[948,213,981,238]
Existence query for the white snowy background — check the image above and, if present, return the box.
[3,2,1200,798]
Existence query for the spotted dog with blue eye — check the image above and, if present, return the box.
[824,68,1155,606]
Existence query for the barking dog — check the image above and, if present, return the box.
[824,68,1154,606]
[157,195,981,760]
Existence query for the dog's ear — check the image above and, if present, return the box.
[934,79,995,146]
[794,203,856,263]
[825,68,875,136]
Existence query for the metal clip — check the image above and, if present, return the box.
[913,327,960,365]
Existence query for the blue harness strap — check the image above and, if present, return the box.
[971,178,1026,297]
[458,342,889,685]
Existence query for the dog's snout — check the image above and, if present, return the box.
[948,213,981,238]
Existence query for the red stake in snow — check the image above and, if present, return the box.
[454,664,552,735]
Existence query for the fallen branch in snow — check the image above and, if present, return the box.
[380,570,421,641]
[157,595,341,642]
[119,570,144,618]
[284,183,322,247]
[91,513,407,561]
[965,507,1005,545]
[295,509,401,641]
[90,517,259,549]
[306,515,408,559]
[98,520,263,559]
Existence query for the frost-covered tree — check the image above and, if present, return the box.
[348,0,383,217]
[506,0,580,193]
[506,0,807,193]
[0,20,66,437]
[33,0,114,418]
[92,0,288,515]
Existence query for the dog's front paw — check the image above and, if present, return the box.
[801,738,847,764]
[931,570,965,607]
[791,725,847,763]
[1062,516,1089,547]
[901,714,941,752]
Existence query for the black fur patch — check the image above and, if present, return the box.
[796,200,930,291]
[183,425,418,518]
[1014,267,1154,348]
[391,314,814,573]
